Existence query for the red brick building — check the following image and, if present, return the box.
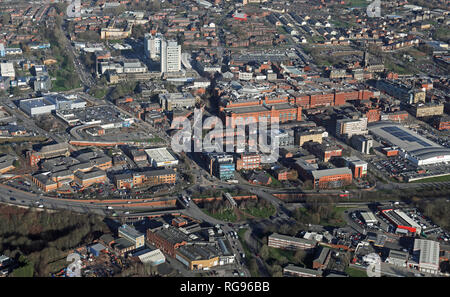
[146,226,188,257]
[236,153,261,170]
[433,116,450,131]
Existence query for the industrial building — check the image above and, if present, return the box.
[385,249,409,267]
[19,97,55,116]
[118,224,145,249]
[410,239,440,274]
[137,249,166,266]
[144,147,179,168]
[380,208,422,235]
[360,211,378,226]
[369,122,450,166]
[88,243,107,257]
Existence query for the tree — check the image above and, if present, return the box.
[260,244,269,260]
[293,249,305,265]
[0,14,11,25]
[132,25,147,39]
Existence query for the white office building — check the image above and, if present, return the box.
[144,33,163,60]
[161,39,181,73]
[0,62,15,79]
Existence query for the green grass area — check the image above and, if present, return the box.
[12,262,34,277]
[267,247,296,263]
[90,87,109,99]
[296,206,350,227]
[242,204,276,219]
[134,136,164,143]
[48,47,81,92]
[345,266,367,277]
[330,19,355,29]
[202,208,238,222]
[410,174,450,183]
[345,0,369,7]
[266,173,282,188]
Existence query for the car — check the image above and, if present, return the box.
[9,197,16,201]
[38,204,44,208]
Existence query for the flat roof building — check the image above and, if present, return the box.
[369,122,450,166]
[412,239,440,274]
[118,224,145,249]
[0,62,15,79]
[137,249,166,266]
[268,233,316,250]
[360,211,378,226]
[283,265,323,277]
[159,93,196,111]
[145,147,179,168]
[19,98,56,116]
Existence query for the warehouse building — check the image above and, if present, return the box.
[385,249,409,267]
[380,208,422,234]
[118,224,145,249]
[137,249,166,266]
[147,225,190,257]
[145,147,179,168]
[19,97,55,116]
[369,122,450,166]
[410,239,440,274]
[360,211,378,226]
[88,243,107,257]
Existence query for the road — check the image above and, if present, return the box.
[60,22,95,89]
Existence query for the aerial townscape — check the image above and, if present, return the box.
[0,0,449,283]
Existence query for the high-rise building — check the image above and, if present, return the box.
[161,39,181,73]
[144,33,163,59]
